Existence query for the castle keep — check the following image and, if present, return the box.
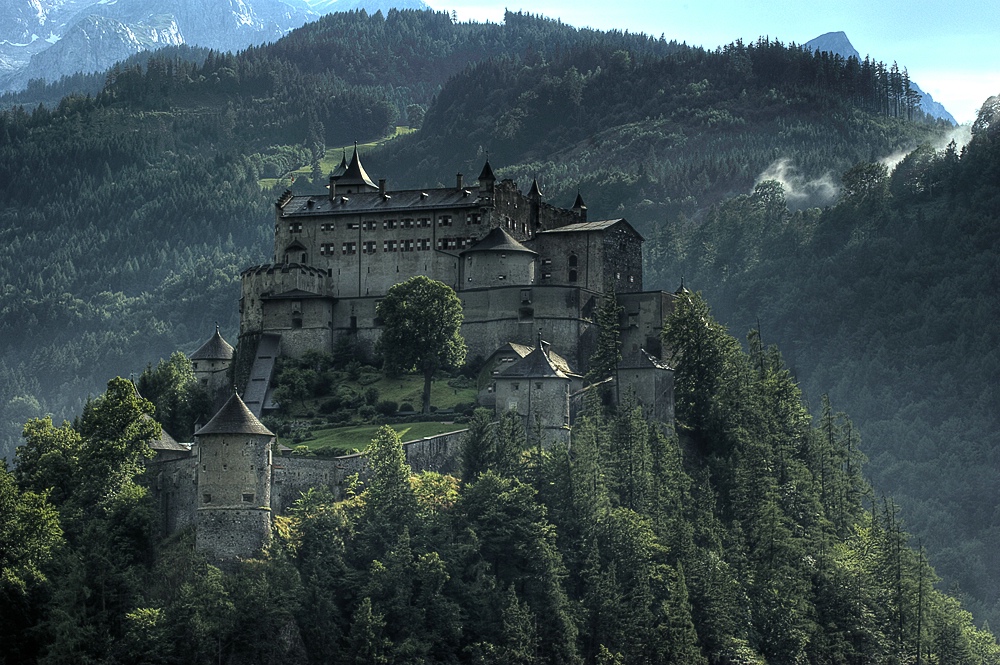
[150,151,676,560]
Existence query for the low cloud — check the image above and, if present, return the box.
[880,125,973,171]
[755,158,840,210]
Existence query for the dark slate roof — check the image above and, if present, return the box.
[331,150,348,178]
[144,415,189,451]
[478,160,496,182]
[281,187,480,217]
[195,392,274,437]
[573,192,587,208]
[261,288,329,300]
[538,218,644,241]
[498,345,569,379]
[338,147,376,189]
[528,179,542,198]
[190,326,234,361]
[618,349,673,371]
[461,227,537,255]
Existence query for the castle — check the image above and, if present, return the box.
[149,150,676,562]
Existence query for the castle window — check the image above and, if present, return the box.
[203,493,212,504]
[569,269,578,282]
[402,239,414,252]
[321,222,335,232]
[320,243,335,255]
[383,240,397,252]
[467,213,481,225]
[363,220,377,231]
[363,241,377,254]
[521,289,532,303]
[418,217,431,228]
[535,382,543,390]
[347,222,360,230]
[342,242,357,255]
[402,218,415,229]
[512,382,520,391]
[616,272,621,280]
[418,238,430,251]
[193,362,198,370]
[384,219,397,229]
[242,493,255,503]
[569,254,578,267]
[289,222,302,233]
[292,317,303,329]
[438,215,453,227]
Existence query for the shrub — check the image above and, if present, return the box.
[376,399,398,416]
[399,402,415,413]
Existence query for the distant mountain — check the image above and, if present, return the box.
[0,0,426,94]
[805,31,956,124]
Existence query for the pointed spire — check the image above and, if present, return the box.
[529,178,542,199]
[478,159,496,183]
[573,191,586,209]
[195,391,274,437]
[191,326,234,361]
[338,143,377,190]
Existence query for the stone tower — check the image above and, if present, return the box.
[190,326,234,407]
[494,336,572,447]
[194,392,274,561]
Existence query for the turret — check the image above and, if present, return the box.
[572,191,587,222]
[478,159,496,202]
[529,178,542,228]
[337,144,378,194]
[194,392,275,561]
[191,325,234,407]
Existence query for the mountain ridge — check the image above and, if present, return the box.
[804,30,956,123]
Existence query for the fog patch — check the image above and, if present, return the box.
[881,125,972,171]
[755,158,839,209]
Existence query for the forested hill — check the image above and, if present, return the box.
[4,303,999,664]
[0,9,945,465]
[657,94,1000,627]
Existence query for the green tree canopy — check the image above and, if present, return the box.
[375,276,466,414]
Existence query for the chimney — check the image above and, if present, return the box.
[456,172,464,189]
[378,178,386,196]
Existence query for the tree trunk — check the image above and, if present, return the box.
[422,364,434,415]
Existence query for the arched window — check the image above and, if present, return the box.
[569,254,578,267]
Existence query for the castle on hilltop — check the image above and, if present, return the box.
[149,150,677,562]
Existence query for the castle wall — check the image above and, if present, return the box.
[148,455,199,537]
[617,368,675,424]
[495,376,571,447]
[618,291,675,358]
[195,509,272,560]
[461,250,536,289]
[458,285,598,367]
[240,263,329,334]
[193,358,231,400]
[602,226,644,293]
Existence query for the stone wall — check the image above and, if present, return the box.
[195,508,272,561]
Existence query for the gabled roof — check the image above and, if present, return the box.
[461,226,537,255]
[538,218,637,234]
[195,392,274,437]
[498,341,570,380]
[190,326,234,361]
[490,342,577,377]
[147,418,190,451]
[338,146,376,189]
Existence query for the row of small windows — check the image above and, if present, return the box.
[290,214,477,234]
[319,238,478,255]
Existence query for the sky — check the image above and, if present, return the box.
[424,0,999,125]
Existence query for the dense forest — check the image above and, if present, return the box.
[653,94,1000,627]
[1,5,995,634]
[4,296,998,664]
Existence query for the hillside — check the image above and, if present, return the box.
[656,94,1000,625]
[4,5,993,628]
[4,301,999,664]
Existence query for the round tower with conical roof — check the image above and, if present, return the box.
[194,392,274,561]
[191,326,234,405]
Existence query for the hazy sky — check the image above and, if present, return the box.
[425,0,999,124]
